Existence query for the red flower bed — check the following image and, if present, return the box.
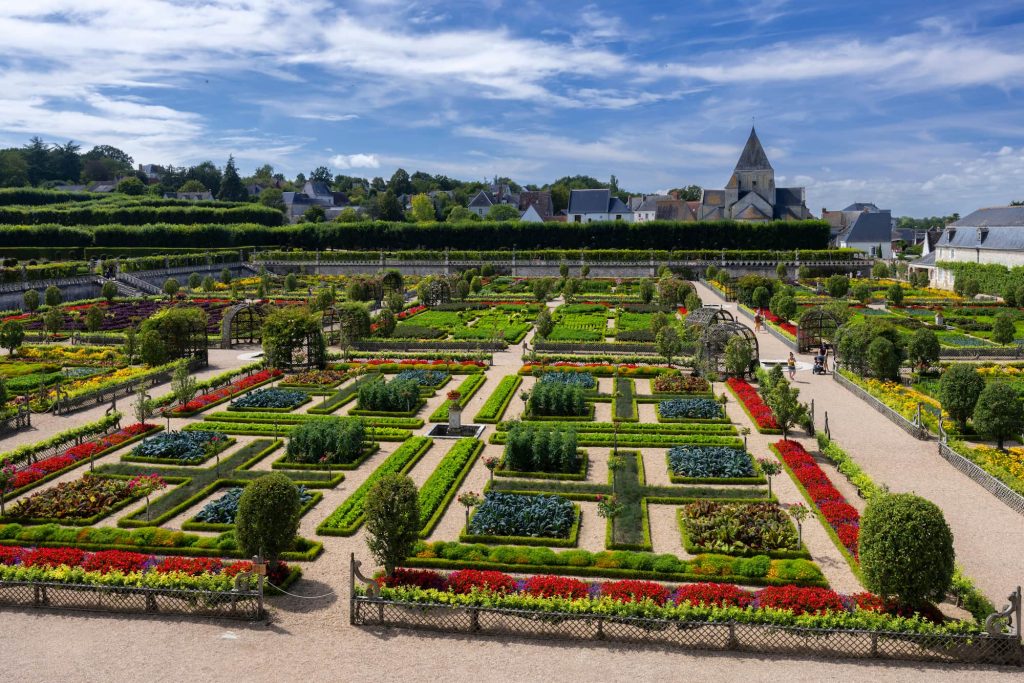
[173,369,282,415]
[81,550,150,574]
[677,306,688,316]
[20,547,87,568]
[601,579,671,605]
[378,568,447,591]
[523,575,589,599]
[156,556,224,575]
[775,440,860,558]
[6,423,157,491]
[0,546,22,565]
[396,305,426,320]
[446,569,517,594]
[674,582,753,608]
[726,377,779,430]
[756,585,845,615]
[762,309,797,336]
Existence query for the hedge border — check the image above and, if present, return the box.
[666,446,767,486]
[418,438,485,538]
[494,451,589,482]
[271,444,379,471]
[119,435,236,467]
[475,375,522,423]
[676,506,812,560]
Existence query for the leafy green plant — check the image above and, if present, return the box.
[235,473,302,564]
[468,492,575,539]
[668,446,754,479]
[365,473,421,576]
[285,416,366,465]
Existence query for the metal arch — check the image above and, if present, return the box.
[220,302,265,349]
[698,319,759,379]
[796,306,842,353]
[685,306,735,331]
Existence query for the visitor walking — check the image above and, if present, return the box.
[754,308,763,332]
[818,341,829,373]
[787,352,796,380]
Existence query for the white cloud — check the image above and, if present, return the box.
[292,113,359,122]
[330,153,381,169]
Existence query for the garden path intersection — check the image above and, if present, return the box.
[0,304,1021,681]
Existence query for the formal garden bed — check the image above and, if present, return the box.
[667,445,764,485]
[121,430,232,465]
[460,492,581,548]
[228,387,310,411]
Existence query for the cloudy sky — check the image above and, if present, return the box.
[2,0,1023,215]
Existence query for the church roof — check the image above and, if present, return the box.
[734,127,773,171]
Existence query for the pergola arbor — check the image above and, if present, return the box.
[220,302,265,349]
[262,306,327,371]
[697,320,759,379]
[797,306,842,353]
[685,307,735,334]
[139,306,208,366]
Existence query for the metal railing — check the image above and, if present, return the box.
[938,441,1024,516]
[349,557,1022,666]
[832,370,931,440]
[115,272,162,295]
[0,576,264,621]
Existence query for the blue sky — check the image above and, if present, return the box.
[1,0,1024,215]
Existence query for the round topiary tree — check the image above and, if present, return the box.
[872,261,890,279]
[724,335,753,377]
[859,493,954,608]
[992,311,1017,346]
[973,382,1024,450]
[939,364,985,431]
[44,285,62,307]
[364,473,420,576]
[907,328,940,371]
[886,283,904,306]
[826,275,849,299]
[867,336,899,380]
[751,286,771,309]
[235,473,301,565]
[101,280,118,302]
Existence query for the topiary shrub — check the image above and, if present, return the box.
[859,493,954,608]
[365,473,420,575]
[907,328,939,370]
[235,473,301,564]
[867,336,899,380]
[826,275,849,299]
[286,416,366,464]
[972,382,1024,450]
[992,311,1017,345]
[939,364,985,431]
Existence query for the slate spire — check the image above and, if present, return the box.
[734,127,773,171]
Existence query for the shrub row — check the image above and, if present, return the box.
[475,375,522,423]
[418,439,484,537]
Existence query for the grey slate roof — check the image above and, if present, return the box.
[519,191,554,218]
[937,225,1024,251]
[568,189,611,214]
[911,251,937,267]
[951,207,1024,228]
[839,211,893,244]
[734,127,773,171]
[842,202,880,212]
[468,191,494,208]
[608,196,630,214]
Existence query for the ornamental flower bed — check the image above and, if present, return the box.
[774,439,860,558]
[231,387,307,409]
[5,423,156,492]
[657,398,723,420]
[762,309,797,337]
[172,369,283,415]
[0,545,291,588]
[668,446,754,479]
[468,492,575,539]
[374,570,960,629]
[537,371,597,389]
[394,369,449,386]
[195,486,312,524]
[653,374,710,394]
[679,500,799,554]
[396,305,426,320]
[726,377,779,431]
[7,473,154,521]
[129,430,226,463]
[283,369,348,386]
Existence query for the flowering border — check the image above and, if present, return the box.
[771,440,860,573]
[725,378,781,434]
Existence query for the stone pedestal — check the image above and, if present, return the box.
[448,404,463,431]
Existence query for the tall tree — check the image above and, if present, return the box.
[309,166,332,183]
[409,194,435,222]
[217,155,246,201]
[378,191,404,221]
[388,168,412,195]
[22,137,51,185]
[0,150,28,187]
[186,161,222,196]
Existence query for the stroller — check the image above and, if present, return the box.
[812,353,827,375]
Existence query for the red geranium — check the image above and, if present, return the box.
[156,556,224,575]
[81,550,151,574]
[446,569,516,594]
[377,568,447,591]
[726,377,779,429]
[20,547,87,568]
[522,575,589,599]
[756,585,845,615]
[674,582,753,608]
[600,579,670,605]
[0,546,22,565]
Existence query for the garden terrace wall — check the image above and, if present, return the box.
[832,371,931,440]
[349,594,1023,666]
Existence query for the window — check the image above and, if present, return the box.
[615,215,622,220]
[574,215,581,223]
